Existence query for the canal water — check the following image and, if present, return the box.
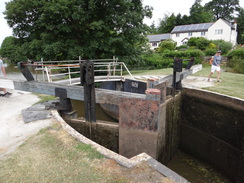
[72,100,117,122]
[4,62,25,80]
[4,62,48,81]
[5,63,231,183]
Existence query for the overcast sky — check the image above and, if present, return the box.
[1,0,244,46]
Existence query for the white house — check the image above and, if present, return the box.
[147,18,237,49]
[146,33,171,50]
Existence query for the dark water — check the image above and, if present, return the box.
[71,100,118,122]
[167,151,231,183]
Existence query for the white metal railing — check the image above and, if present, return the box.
[33,58,134,85]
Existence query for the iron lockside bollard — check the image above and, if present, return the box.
[172,58,183,96]
[80,60,96,123]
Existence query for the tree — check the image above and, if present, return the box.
[148,21,158,34]
[204,0,240,21]
[189,0,213,24]
[0,36,21,62]
[157,13,176,33]
[237,8,244,44]
[175,13,189,26]
[4,0,152,63]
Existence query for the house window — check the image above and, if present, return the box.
[188,32,192,36]
[176,33,180,37]
[215,29,223,34]
[152,42,157,47]
[201,31,206,36]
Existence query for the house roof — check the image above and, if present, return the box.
[171,22,213,33]
[147,34,171,42]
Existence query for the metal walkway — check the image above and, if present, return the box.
[30,58,134,85]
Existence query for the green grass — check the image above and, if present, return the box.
[129,67,173,76]
[0,123,170,183]
[192,65,244,99]
[33,93,58,104]
[128,64,244,99]
[0,124,127,183]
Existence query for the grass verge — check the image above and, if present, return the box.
[33,93,57,104]
[0,123,125,183]
[0,123,172,183]
[192,65,244,99]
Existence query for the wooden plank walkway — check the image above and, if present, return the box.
[12,80,147,105]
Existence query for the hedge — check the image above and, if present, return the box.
[141,49,205,69]
[227,48,244,58]
[162,49,205,58]
[226,48,244,73]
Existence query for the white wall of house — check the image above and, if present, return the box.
[149,42,160,50]
[172,31,208,46]
[230,29,237,45]
[208,19,232,43]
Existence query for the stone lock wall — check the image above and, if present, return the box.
[180,88,244,183]
[66,119,119,153]
[118,92,181,163]
[119,98,159,158]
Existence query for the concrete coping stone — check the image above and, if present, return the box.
[147,78,159,81]
[145,88,160,95]
[51,110,188,183]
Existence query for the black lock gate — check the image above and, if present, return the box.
[80,60,96,122]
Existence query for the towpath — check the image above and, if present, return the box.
[0,90,54,159]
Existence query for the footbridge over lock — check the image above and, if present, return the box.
[2,58,243,183]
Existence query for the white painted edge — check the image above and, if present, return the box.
[191,64,202,74]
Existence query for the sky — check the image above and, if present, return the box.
[0,0,244,46]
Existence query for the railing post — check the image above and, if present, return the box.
[68,66,71,85]
[45,67,51,82]
[80,60,96,122]
[41,58,45,81]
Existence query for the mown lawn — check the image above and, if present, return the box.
[0,123,171,183]
[0,123,124,183]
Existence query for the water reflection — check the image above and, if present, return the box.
[71,100,118,122]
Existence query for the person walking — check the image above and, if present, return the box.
[207,50,222,82]
[0,57,12,97]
